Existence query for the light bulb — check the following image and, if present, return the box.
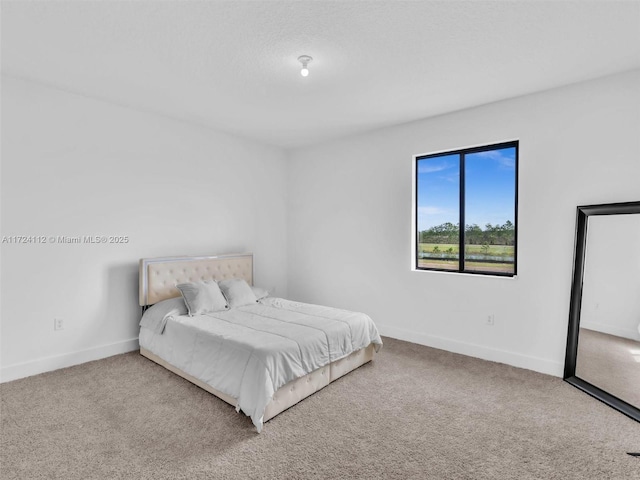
[297,55,312,78]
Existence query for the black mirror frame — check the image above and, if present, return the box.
[564,200,640,423]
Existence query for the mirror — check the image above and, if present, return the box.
[564,201,640,423]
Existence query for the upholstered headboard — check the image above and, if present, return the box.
[139,253,253,306]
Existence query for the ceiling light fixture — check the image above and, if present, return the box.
[298,55,313,77]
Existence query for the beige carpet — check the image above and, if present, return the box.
[1,337,639,480]
[576,328,640,407]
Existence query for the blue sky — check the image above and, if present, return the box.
[417,147,516,231]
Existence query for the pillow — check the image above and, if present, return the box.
[251,285,270,300]
[176,281,229,316]
[139,296,188,334]
[219,278,258,308]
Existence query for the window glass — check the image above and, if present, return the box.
[464,147,516,275]
[416,154,460,271]
[415,141,518,277]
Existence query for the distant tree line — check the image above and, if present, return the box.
[419,221,515,246]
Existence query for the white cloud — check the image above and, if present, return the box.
[417,162,454,174]
[418,206,447,215]
[472,149,515,169]
[497,156,515,169]
[440,172,460,183]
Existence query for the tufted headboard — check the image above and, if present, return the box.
[139,253,253,306]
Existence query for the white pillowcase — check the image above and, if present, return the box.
[251,285,270,300]
[139,296,188,334]
[177,281,229,316]
[219,279,258,308]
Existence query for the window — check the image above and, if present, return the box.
[414,141,518,276]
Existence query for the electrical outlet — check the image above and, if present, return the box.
[54,318,64,331]
[486,314,495,326]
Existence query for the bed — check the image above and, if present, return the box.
[138,253,382,432]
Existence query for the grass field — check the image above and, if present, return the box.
[418,243,514,257]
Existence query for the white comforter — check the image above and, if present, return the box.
[139,297,382,432]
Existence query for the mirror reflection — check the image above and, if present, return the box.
[575,214,640,408]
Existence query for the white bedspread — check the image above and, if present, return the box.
[139,297,382,432]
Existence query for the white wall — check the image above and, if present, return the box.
[287,69,640,376]
[1,76,288,381]
[581,214,640,341]
[3,70,638,383]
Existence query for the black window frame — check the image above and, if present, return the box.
[414,140,519,277]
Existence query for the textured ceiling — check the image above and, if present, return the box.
[2,1,640,149]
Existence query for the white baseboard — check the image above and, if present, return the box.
[0,338,140,383]
[580,321,640,342]
[377,324,564,377]
[1,327,565,383]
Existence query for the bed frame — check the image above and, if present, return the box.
[138,253,375,424]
